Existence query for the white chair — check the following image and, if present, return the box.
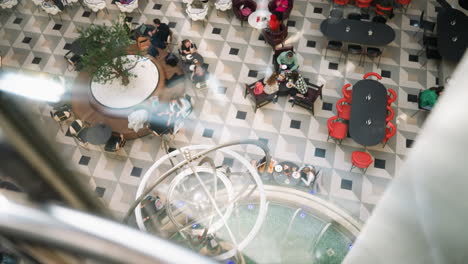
[186,3,208,27]
[83,0,107,15]
[214,0,231,16]
[31,0,44,12]
[0,0,18,10]
[41,1,62,21]
[65,0,80,7]
[115,0,140,14]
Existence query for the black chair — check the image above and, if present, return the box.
[329,8,344,19]
[365,47,383,68]
[68,120,85,137]
[244,78,276,112]
[436,0,451,9]
[233,0,257,27]
[422,34,438,47]
[68,120,89,149]
[372,15,387,24]
[414,11,436,36]
[347,13,362,20]
[346,44,363,65]
[104,132,126,155]
[291,82,324,115]
[50,109,72,132]
[421,48,441,67]
[324,40,343,62]
[262,23,288,47]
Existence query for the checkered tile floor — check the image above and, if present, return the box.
[0,0,446,222]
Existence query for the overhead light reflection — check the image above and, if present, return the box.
[0,73,65,102]
[283,30,304,47]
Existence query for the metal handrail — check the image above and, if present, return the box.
[0,197,216,264]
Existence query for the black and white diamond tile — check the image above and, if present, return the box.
[0,0,445,222]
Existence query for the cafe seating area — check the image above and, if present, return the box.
[0,0,466,223]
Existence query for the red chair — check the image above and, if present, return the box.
[396,0,411,12]
[386,105,394,123]
[327,116,348,144]
[363,72,382,80]
[387,88,397,105]
[350,151,373,174]
[342,83,352,101]
[336,98,351,120]
[356,0,373,8]
[382,122,396,148]
[376,4,393,17]
[233,0,257,27]
[334,0,350,5]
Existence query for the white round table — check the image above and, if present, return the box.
[91,55,159,109]
[248,10,272,29]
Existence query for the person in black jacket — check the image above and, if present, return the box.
[149,19,170,49]
[51,0,64,10]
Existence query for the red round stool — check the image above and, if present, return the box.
[350,151,373,174]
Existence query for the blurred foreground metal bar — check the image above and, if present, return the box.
[0,197,216,264]
[0,91,110,216]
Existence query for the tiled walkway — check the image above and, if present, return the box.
[0,0,444,222]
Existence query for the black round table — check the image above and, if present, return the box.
[184,53,205,73]
[277,81,292,96]
[81,123,112,145]
[273,161,300,186]
[185,53,204,64]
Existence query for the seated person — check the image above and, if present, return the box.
[180,39,198,57]
[148,44,159,58]
[420,86,444,110]
[191,60,206,84]
[300,166,316,187]
[287,71,307,100]
[149,18,170,49]
[169,95,192,120]
[276,51,299,72]
[48,0,64,10]
[268,14,280,31]
[140,195,163,223]
[263,72,280,96]
[277,71,287,82]
[273,0,289,20]
[149,103,175,135]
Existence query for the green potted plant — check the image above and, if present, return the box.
[77,15,139,86]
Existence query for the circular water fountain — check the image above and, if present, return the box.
[129,140,361,263]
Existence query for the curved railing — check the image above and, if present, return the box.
[0,194,216,264]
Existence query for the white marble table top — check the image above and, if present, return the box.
[91,55,160,109]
